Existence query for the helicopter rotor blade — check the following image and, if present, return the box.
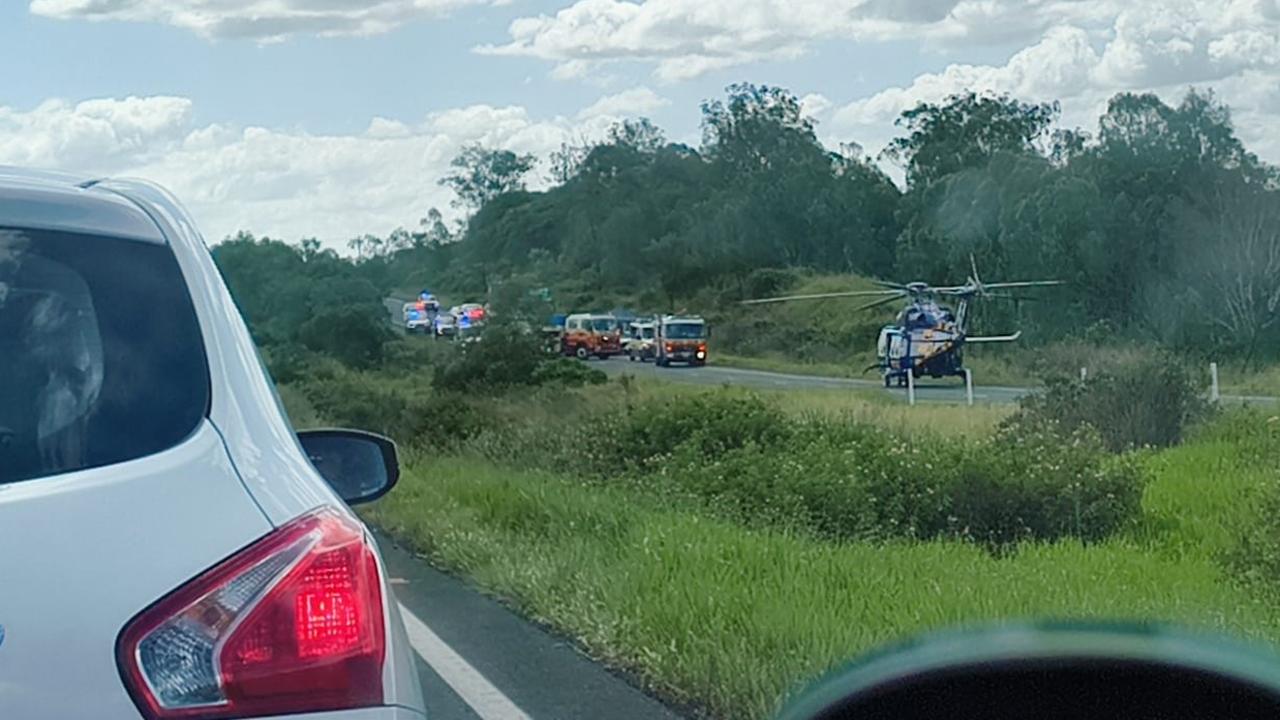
[986,292,1050,302]
[977,280,1065,290]
[868,279,911,290]
[853,294,906,313]
[740,290,904,305]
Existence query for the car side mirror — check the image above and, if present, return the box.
[777,623,1280,720]
[297,429,399,505]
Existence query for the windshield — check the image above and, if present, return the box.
[30,5,1280,719]
[0,229,208,485]
[664,323,705,339]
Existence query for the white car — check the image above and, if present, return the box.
[0,168,426,720]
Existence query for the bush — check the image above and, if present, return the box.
[297,305,395,369]
[460,390,1144,549]
[607,393,792,466]
[530,358,608,387]
[654,417,1143,548]
[411,392,494,446]
[1004,354,1210,452]
[433,322,605,392]
[291,363,493,447]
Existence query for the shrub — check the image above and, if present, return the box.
[463,390,1144,549]
[530,358,608,387]
[298,368,419,441]
[1004,354,1210,452]
[608,393,792,466]
[411,392,494,446]
[433,322,605,392]
[653,417,1143,548]
[297,305,395,369]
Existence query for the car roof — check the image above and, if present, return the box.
[0,166,165,243]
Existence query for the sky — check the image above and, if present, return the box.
[3,0,1280,247]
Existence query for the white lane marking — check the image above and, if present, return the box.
[398,602,533,720]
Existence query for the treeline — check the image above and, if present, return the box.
[215,82,1280,366]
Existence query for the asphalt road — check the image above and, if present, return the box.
[595,356,1032,404]
[379,530,684,720]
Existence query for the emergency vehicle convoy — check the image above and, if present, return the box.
[552,311,708,366]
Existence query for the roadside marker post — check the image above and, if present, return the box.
[907,370,916,406]
[1210,362,1220,403]
[1080,367,1088,382]
[963,368,974,406]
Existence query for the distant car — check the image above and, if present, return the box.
[0,168,426,720]
[626,321,657,361]
[402,301,433,333]
[435,312,458,337]
[453,302,487,323]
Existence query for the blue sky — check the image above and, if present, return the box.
[2,1,1276,246]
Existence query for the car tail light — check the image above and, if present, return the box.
[665,343,674,352]
[118,508,385,719]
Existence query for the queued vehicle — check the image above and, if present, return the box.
[561,313,622,359]
[417,289,441,314]
[452,302,487,324]
[452,303,486,342]
[434,311,458,337]
[0,167,425,720]
[626,320,657,362]
[655,314,709,367]
[402,300,433,334]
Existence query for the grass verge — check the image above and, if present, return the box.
[367,449,1280,720]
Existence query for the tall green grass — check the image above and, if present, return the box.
[368,446,1280,719]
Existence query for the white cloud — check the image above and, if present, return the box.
[577,86,669,118]
[828,2,1280,163]
[478,0,1115,82]
[0,95,193,171]
[28,0,491,41]
[0,95,624,246]
[799,93,833,120]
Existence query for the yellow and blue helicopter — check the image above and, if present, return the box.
[742,259,1061,387]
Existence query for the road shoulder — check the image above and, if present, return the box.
[376,529,687,720]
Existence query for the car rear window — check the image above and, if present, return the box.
[0,227,209,485]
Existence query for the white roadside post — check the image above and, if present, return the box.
[1080,367,1088,382]
[906,369,916,406]
[963,368,974,406]
[1210,362,1221,403]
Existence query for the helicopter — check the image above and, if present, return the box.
[741,259,1061,388]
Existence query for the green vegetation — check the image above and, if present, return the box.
[460,391,1141,548]
[1004,354,1211,452]
[209,76,1280,720]
[213,82,1280,384]
[366,417,1280,718]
